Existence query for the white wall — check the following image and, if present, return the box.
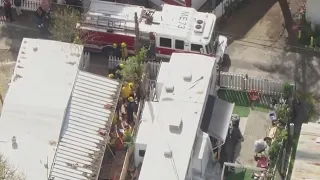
[306,0,320,25]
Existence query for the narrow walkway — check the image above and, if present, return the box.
[236,110,271,166]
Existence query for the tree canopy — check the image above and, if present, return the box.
[0,154,24,180]
[50,7,82,44]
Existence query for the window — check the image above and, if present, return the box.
[175,40,184,50]
[139,150,146,157]
[191,44,202,52]
[160,37,172,48]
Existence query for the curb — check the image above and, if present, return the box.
[2,22,40,32]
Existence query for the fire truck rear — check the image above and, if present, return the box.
[78,0,227,62]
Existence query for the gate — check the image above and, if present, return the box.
[219,72,290,95]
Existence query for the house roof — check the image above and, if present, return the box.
[138,53,216,180]
[49,71,121,180]
[291,122,320,180]
[0,38,83,180]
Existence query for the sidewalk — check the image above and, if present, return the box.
[0,8,51,50]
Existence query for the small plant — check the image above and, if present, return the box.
[297,92,318,122]
[283,82,294,99]
[269,129,287,168]
[276,104,291,125]
[121,48,147,83]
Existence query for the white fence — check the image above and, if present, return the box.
[108,56,161,79]
[219,72,290,95]
[0,0,41,11]
[82,52,90,71]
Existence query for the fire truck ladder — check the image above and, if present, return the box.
[82,12,129,30]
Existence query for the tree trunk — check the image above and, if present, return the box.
[134,12,140,55]
[277,0,296,45]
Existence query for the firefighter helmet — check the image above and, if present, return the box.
[112,43,117,48]
[128,96,134,102]
[108,74,115,79]
[121,42,127,48]
[128,82,134,89]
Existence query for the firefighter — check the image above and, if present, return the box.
[114,63,124,79]
[121,42,128,60]
[126,96,136,125]
[111,43,121,58]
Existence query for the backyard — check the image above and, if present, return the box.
[218,88,275,117]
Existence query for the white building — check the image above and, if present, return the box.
[134,53,234,180]
[0,38,121,180]
[306,0,320,26]
[291,122,320,180]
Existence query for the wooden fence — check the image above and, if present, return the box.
[0,0,41,11]
[108,56,161,80]
[219,72,290,95]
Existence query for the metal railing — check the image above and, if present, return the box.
[0,0,41,11]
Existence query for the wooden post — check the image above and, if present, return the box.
[134,12,140,55]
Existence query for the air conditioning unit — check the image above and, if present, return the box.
[194,19,205,33]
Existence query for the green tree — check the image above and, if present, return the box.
[0,154,24,180]
[120,48,147,83]
[297,92,318,122]
[50,7,82,44]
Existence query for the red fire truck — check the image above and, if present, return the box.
[79,0,227,61]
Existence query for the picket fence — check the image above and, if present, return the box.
[219,72,290,95]
[108,56,161,79]
[0,0,41,11]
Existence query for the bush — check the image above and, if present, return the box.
[0,154,24,180]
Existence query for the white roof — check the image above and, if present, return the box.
[291,122,320,180]
[49,71,121,180]
[158,4,216,44]
[139,53,216,180]
[0,38,83,180]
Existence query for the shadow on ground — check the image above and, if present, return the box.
[219,0,277,44]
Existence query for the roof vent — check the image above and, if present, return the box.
[169,118,183,133]
[164,148,172,158]
[197,19,204,24]
[165,84,174,93]
[183,73,192,82]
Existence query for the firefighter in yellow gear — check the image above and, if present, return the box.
[111,43,121,57]
[108,73,115,79]
[121,42,128,59]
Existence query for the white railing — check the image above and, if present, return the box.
[0,0,41,11]
[219,72,291,95]
[82,52,90,71]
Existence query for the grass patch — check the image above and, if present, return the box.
[218,89,274,114]
[226,168,254,180]
[233,106,250,117]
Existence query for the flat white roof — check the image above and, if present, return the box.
[50,71,121,180]
[139,53,216,180]
[291,122,320,180]
[0,38,83,180]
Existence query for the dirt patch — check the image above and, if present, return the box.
[0,50,17,111]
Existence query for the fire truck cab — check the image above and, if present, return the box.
[79,0,227,61]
